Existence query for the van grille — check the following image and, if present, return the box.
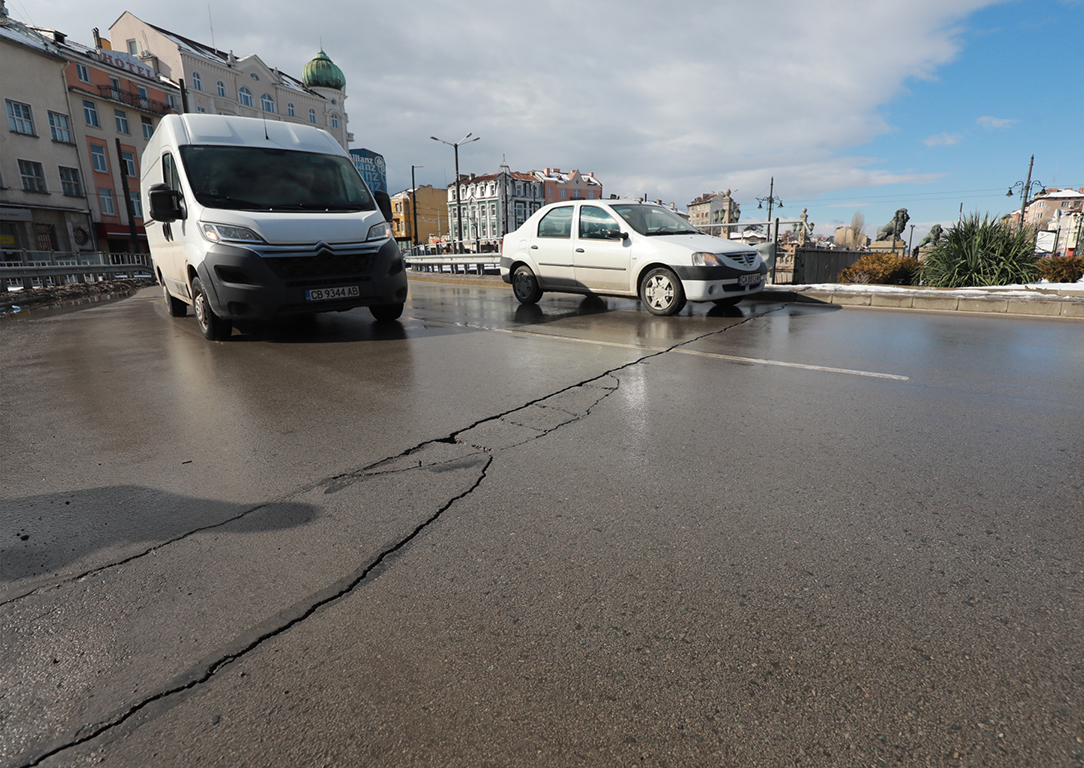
[263,253,373,285]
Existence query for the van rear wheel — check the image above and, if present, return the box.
[192,276,232,340]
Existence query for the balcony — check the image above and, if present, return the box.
[96,85,171,116]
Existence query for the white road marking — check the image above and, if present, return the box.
[495,328,910,381]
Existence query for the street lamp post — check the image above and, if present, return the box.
[756,177,783,245]
[410,165,422,249]
[431,133,480,254]
[1007,155,1045,233]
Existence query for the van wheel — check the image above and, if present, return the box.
[192,276,232,340]
[640,267,686,316]
[163,280,187,317]
[370,302,404,321]
[512,265,542,304]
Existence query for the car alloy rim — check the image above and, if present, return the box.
[645,275,674,309]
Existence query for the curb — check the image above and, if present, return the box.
[759,286,1084,319]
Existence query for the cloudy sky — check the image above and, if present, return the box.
[17,0,1084,241]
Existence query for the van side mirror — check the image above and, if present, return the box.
[374,190,392,222]
[148,183,185,223]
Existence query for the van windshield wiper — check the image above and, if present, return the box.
[197,193,268,210]
[267,203,365,212]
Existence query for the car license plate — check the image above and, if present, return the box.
[739,273,763,286]
[306,285,359,302]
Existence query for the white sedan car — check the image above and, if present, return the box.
[500,200,767,315]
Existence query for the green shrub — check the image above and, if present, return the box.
[1037,255,1084,284]
[918,215,1039,287]
[838,253,920,285]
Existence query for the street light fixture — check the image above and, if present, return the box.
[1006,154,1045,233]
[431,133,480,254]
[756,176,783,244]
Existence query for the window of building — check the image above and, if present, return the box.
[308,108,316,124]
[239,87,253,107]
[261,93,275,112]
[77,63,90,83]
[114,109,130,134]
[166,93,176,110]
[331,113,339,129]
[59,166,83,196]
[48,112,72,143]
[121,150,137,177]
[217,81,226,97]
[137,85,149,106]
[83,99,100,127]
[90,144,108,173]
[129,191,143,218]
[142,116,154,139]
[6,100,35,135]
[250,73,259,81]
[98,188,116,215]
[35,223,59,251]
[197,107,206,113]
[192,72,202,91]
[18,160,48,192]
[126,39,138,56]
[287,103,295,117]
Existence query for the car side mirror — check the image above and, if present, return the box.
[374,190,392,222]
[148,183,185,222]
[606,229,629,241]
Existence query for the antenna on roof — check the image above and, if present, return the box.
[208,4,216,51]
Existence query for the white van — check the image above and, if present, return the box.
[142,114,407,340]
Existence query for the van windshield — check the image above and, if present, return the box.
[179,146,375,212]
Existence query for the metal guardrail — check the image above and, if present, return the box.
[1,250,153,291]
[402,245,501,275]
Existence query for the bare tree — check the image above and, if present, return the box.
[850,211,866,249]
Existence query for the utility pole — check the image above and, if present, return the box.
[410,165,422,248]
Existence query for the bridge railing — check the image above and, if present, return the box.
[402,243,501,275]
[1,250,153,292]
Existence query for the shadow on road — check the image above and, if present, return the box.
[1,485,318,601]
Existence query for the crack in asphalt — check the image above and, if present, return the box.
[15,306,782,767]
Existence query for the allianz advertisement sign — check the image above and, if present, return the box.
[349,149,387,195]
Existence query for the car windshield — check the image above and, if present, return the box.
[179,146,375,212]
[610,204,700,236]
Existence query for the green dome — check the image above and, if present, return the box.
[302,50,345,90]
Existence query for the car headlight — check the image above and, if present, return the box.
[367,221,393,241]
[201,222,264,244]
[692,251,724,267]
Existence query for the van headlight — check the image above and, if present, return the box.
[201,222,264,244]
[692,251,723,267]
[367,221,393,241]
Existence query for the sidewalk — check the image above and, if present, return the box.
[761,282,1084,319]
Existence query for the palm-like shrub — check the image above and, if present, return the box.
[918,215,1039,287]
[1037,255,1084,284]
[838,253,919,285]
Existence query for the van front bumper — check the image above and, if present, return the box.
[196,238,408,320]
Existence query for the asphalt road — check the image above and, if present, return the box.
[2,279,1082,767]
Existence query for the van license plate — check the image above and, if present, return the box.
[739,273,763,286]
[306,286,360,302]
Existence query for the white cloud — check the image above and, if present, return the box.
[976,115,1017,129]
[924,133,962,146]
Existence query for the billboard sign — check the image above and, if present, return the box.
[349,149,387,195]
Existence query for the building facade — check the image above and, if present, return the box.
[108,12,351,149]
[391,184,447,248]
[688,190,740,236]
[533,168,602,205]
[447,161,544,251]
[1023,188,1084,231]
[1,13,93,256]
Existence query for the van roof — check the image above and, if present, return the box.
[156,113,346,156]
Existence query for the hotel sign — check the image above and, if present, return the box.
[100,50,155,81]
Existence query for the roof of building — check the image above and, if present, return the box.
[302,49,345,90]
[0,14,65,60]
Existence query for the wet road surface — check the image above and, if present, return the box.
[2,279,1082,766]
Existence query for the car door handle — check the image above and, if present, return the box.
[575,248,584,253]
[530,245,538,249]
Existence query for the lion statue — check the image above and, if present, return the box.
[876,209,909,241]
[917,223,943,248]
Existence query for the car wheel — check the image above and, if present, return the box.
[370,302,404,321]
[163,280,187,317]
[192,276,233,340]
[512,265,543,305]
[640,267,686,316]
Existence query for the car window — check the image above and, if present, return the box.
[578,206,621,240]
[537,206,573,239]
[611,204,699,236]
